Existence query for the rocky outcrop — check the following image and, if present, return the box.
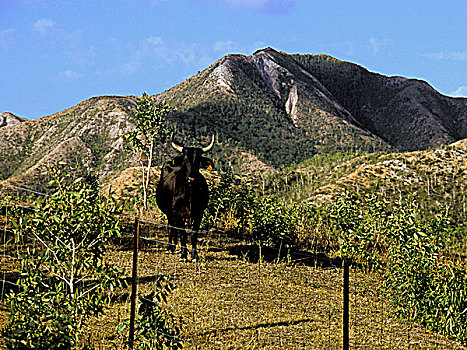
[0,112,26,127]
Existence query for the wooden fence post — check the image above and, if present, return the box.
[128,218,140,349]
[343,259,350,350]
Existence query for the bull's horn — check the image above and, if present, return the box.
[202,135,215,153]
[171,134,183,153]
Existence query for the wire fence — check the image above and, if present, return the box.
[1,183,466,349]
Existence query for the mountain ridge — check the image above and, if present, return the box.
[1,48,466,191]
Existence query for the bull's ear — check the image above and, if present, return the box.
[201,157,214,171]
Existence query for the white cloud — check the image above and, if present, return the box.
[0,28,15,49]
[423,51,467,61]
[142,36,164,48]
[369,37,390,55]
[450,86,467,97]
[118,36,174,75]
[345,41,356,57]
[224,0,295,15]
[64,44,96,65]
[214,40,238,53]
[140,36,165,59]
[213,40,268,55]
[34,18,56,36]
[34,22,96,66]
[117,36,267,79]
[58,69,81,80]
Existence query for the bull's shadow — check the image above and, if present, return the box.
[227,244,341,268]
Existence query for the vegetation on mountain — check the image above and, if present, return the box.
[1,48,465,189]
[0,112,26,128]
[292,53,467,150]
[0,96,138,188]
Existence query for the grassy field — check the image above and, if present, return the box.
[73,222,466,349]
[1,207,466,349]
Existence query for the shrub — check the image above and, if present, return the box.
[384,201,467,343]
[2,168,125,349]
[119,275,183,350]
[330,192,467,345]
[251,196,298,249]
[329,192,388,268]
[203,172,254,235]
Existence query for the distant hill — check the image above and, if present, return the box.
[0,97,139,190]
[1,47,466,191]
[276,139,466,216]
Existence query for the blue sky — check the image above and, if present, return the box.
[1,0,466,119]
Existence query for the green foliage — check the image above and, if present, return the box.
[3,263,79,350]
[330,192,387,267]
[204,173,302,249]
[384,201,467,342]
[203,172,255,235]
[330,191,467,345]
[126,92,172,209]
[204,172,332,252]
[119,276,183,350]
[251,196,299,249]
[126,92,172,156]
[2,167,125,349]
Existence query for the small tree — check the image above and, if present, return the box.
[2,167,125,349]
[126,92,172,210]
[119,275,183,350]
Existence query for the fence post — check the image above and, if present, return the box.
[343,259,350,350]
[128,218,140,349]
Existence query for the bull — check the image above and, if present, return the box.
[156,135,214,262]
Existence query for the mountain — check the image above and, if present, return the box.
[0,47,466,191]
[0,112,26,127]
[291,53,467,150]
[0,97,139,189]
[159,48,391,167]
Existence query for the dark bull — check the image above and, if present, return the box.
[156,135,214,261]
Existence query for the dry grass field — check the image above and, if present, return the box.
[1,209,467,349]
[72,222,466,350]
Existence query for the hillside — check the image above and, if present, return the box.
[158,48,391,168]
[292,53,467,150]
[1,48,466,190]
[276,139,466,222]
[0,96,139,190]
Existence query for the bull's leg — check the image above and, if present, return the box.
[166,217,177,254]
[178,219,188,262]
[190,217,201,262]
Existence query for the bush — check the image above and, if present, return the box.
[205,172,323,252]
[384,200,467,343]
[203,172,254,235]
[330,192,467,345]
[119,275,183,350]
[251,196,298,249]
[2,168,125,349]
[329,192,388,268]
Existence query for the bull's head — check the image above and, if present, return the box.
[171,135,214,183]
